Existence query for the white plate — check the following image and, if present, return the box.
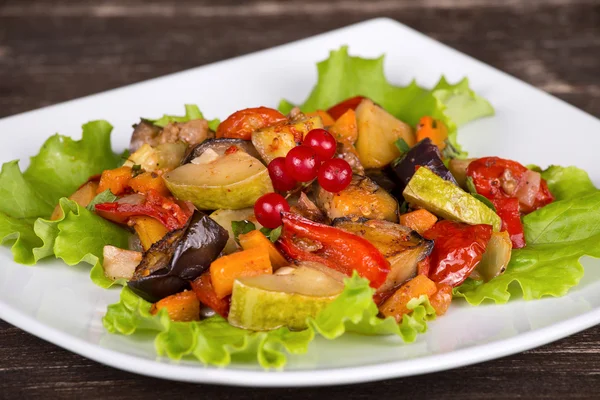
[0,18,599,387]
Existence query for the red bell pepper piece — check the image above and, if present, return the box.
[423,221,493,287]
[95,189,193,231]
[191,273,230,318]
[327,96,367,120]
[492,197,526,248]
[276,212,390,288]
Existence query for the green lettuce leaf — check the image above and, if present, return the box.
[24,121,121,205]
[541,165,597,201]
[455,190,600,304]
[146,104,220,131]
[0,121,128,285]
[103,273,436,369]
[279,46,493,157]
[53,198,130,288]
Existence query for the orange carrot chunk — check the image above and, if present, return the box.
[97,166,132,195]
[150,290,200,321]
[399,209,438,235]
[210,247,273,299]
[238,230,288,270]
[379,275,437,322]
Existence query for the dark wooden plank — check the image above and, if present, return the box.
[1,0,599,399]
[2,317,600,399]
[0,0,599,118]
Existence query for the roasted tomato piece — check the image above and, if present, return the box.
[423,221,493,287]
[466,157,553,213]
[216,107,287,140]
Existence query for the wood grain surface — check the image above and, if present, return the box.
[1,0,599,398]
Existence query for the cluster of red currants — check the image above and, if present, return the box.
[255,129,353,229]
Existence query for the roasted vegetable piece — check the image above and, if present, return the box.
[251,115,324,164]
[102,245,142,281]
[329,109,358,144]
[228,266,344,331]
[429,284,453,316]
[128,171,170,197]
[305,110,335,126]
[492,197,525,248]
[124,143,187,173]
[150,290,200,322]
[217,107,287,140]
[365,169,396,194]
[209,208,261,254]
[289,192,329,224]
[315,175,399,222]
[95,190,193,231]
[389,138,457,195]
[127,211,229,302]
[182,138,261,165]
[423,221,493,287]
[415,116,448,150]
[51,180,99,220]
[97,166,132,196]
[191,273,230,318]
[164,150,274,210]
[475,230,512,282]
[327,96,366,120]
[466,157,554,214]
[355,99,414,169]
[448,158,474,189]
[239,230,288,270]
[403,167,501,231]
[399,209,438,235]
[130,216,169,251]
[129,121,162,153]
[276,212,391,288]
[379,275,438,322]
[333,218,433,293]
[210,247,273,299]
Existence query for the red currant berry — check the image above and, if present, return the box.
[268,157,297,192]
[317,158,353,193]
[285,145,319,182]
[303,128,336,162]
[254,193,290,229]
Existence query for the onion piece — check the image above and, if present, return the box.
[515,169,541,209]
[103,245,142,281]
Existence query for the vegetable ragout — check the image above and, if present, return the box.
[1,47,597,369]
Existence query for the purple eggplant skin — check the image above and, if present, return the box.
[128,211,229,302]
[182,138,260,164]
[389,138,458,195]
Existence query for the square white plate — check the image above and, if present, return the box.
[1,18,599,387]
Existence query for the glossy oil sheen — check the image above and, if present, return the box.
[0,18,599,387]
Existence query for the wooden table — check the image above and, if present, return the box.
[1,0,599,398]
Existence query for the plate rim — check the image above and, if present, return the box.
[1,17,599,387]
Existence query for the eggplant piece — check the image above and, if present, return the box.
[390,138,457,195]
[333,218,433,293]
[365,169,397,194]
[128,211,228,302]
[182,138,261,164]
[315,175,399,223]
